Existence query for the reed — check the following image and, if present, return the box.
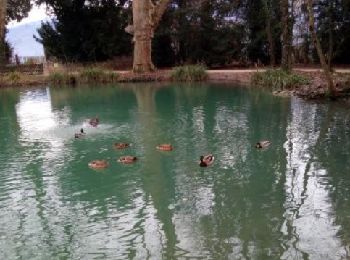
[171,65,208,82]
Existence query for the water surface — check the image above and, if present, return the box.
[0,83,350,259]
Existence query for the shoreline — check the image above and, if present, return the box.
[1,68,349,100]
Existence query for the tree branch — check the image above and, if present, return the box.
[151,0,171,29]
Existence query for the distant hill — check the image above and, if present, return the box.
[6,21,46,57]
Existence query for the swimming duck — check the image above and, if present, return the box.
[256,140,271,149]
[117,156,137,164]
[199,154,215,167]
[114,143,130,150]
[156,144,173,151]
[75,128,85,139]
[88,160,109,169]
[89,117,99,127]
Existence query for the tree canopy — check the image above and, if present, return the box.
[35,0,131,62]
[7,0,32,21]
[31,0,350,68]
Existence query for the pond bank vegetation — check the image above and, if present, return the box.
[252,69,350,100]
[1,65,350,101]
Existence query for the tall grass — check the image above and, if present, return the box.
[48,72,76,85]
[79,68,119,83]
[6,72,21,85]
[252,69,309,90]
[49,68,119,85]
[171,65,208,82]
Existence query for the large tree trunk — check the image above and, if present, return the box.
[0,0,7,64]
[280,0,291,71]
[132,0,154,73]
[131,0,170,73]
[306,0,336,96]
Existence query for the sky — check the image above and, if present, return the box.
[8,4,49,28]
[6,5,49,57]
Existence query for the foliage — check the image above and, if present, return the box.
[7,0,32,21]
[31,0,350,68]
[316,0,350,64]
[171,65,208,82]
[36,0,132,62]
[154,0,246,68]
[251,69,310,90]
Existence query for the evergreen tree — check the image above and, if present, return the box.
[36,0,131,62]
[153,0,245,68]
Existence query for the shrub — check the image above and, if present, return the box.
[171,65,208,82]
[252,69,310,90]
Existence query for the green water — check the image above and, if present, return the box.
[0,83,350,259]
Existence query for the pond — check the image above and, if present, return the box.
[0,83,350,259]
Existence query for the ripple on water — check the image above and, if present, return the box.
[1,86,350,259]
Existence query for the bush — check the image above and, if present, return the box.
[171,65,208,82]
[252,69,310,90]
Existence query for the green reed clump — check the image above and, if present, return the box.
[252,69,309,90]
[5,72,21,85]
[49,72,76,85]
[79,68,119,84]
[171,65,208,82]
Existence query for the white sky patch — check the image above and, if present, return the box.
[8,5,49,28]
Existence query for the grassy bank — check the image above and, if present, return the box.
[251,69,310,91]
[1,64,208,87]
[1,66,349,101]
[49,68,119,85]
[251,69,350,99]
[0,72,47,87]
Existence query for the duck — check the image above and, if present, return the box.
[114,143,130,150]
[75,128,85,139]
[199,154,215,167]
[156,144,173,151]
[88,160,109,169]
[117,156,137,164]
[256,140,271,149]
[89,117,99,127]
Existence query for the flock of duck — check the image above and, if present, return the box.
[75,117,271,170]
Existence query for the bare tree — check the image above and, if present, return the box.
[281,0,291,71]
[306,0,336,96]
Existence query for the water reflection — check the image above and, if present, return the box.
[132,84,177,258]
[0,85,350,259]
[282,98,348,259]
